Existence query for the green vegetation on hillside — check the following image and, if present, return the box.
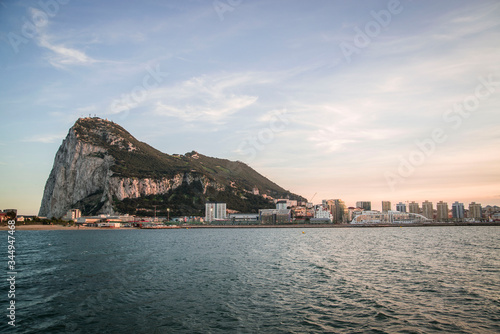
[71,190,106,216]
[113,182,276,217]
[71,117,306,215]
[74,117,189,178]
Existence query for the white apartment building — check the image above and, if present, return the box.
[205,202,227,222]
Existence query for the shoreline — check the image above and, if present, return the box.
[0,224,109,231]
[1,222,499,231]
[174,222,500,228]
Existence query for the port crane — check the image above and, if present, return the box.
[305,192,317,219]
[310,192,317,204]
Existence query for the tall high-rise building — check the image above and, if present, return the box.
[356,201,371,211]
[205,202,227,222]
[396,202,407,213]
[452,201,464,220]
[324,199,347,223]
[436,201,449,221]
[422,201,434,220]
[382,201,391,213]
[468,202,482,220]
[408,201,419,214]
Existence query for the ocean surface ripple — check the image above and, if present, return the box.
[1,226,499,333]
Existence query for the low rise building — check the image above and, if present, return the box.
[276,200,288,210]
[274,199,298,207]
[396,202,407,213]
[348,207,364,221]
[259,209,291,224]
[75,214,136,226]
[313,206,333,223]
[351,210,430,224]
[2,209,17,220]
[63,209,82,221]
[228,213,259,224]
[98,222,121,228]
[356,201,371,211]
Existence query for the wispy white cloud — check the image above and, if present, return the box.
[300,104,403,152]
[257,108,288,123]
[154,96,257,123]
[29,8,97,68]
[149,73,264,122]
[23,133,65,144]
[434,2,500,39]
[38,36,96,67]
[147,66,324,123]
[75,105,98,113]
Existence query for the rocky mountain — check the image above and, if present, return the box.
[39,117,305,218]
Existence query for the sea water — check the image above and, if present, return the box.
[1,226,499,333]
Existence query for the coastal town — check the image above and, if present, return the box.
[2,198,500,228]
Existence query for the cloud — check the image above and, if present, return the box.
[146,66,320,124]
[154,95,257,122]
[29,8,97,68]
[283,102,405,153]
[38,35,96,67]
[76,105,98,113]
[23,133,65,144]
[257,108,288,123]
[150,73,259,123]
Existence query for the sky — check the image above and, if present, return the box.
[1,0,499,215]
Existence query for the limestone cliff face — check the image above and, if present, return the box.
[39,117,304,218]
[108,174,224,202]
[38,119,226,218]
[38,127,113,218]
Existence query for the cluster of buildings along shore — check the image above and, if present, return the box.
[206,200,500,225]
[5,197,499,228]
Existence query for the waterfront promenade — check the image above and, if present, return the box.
[1,222,499,231]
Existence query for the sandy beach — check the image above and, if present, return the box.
[0,224,114,231]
